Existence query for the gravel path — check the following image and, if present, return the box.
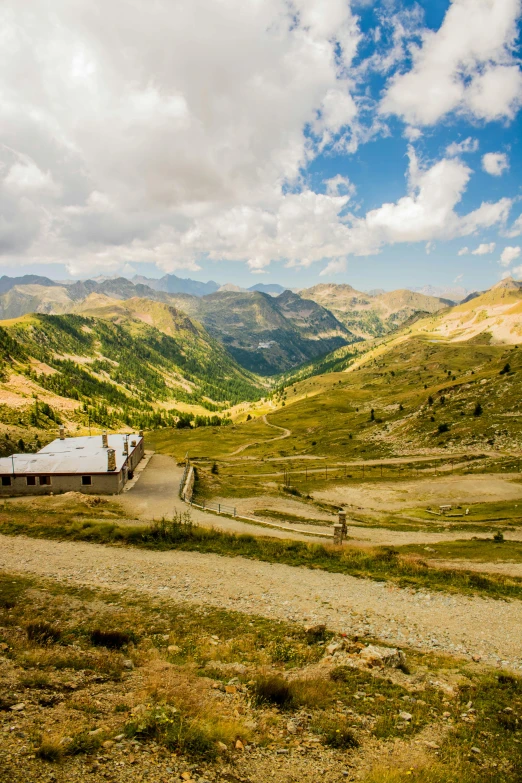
[1,534,521,671]
[227,414,291,456]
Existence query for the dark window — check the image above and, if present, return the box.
[39,476,51,486]
[26,476,36,486]
[81,475,92,486]
[1,476,11,486]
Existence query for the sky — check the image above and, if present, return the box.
[0,0,521,293]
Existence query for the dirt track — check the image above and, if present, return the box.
[1,534,521,671]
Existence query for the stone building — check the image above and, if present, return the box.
[0,431,145,496]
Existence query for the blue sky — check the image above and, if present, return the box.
[0,0,521,294]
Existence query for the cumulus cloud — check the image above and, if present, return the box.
[500,245,521,266]
[482,152,510,176]
[505,213,522,237]
[458,247,469,256]
[380,0,522,126]
[320,259,347,276]
[513,264,522,278]
[472,242,496,255]
[0,0,517,277]
[446,138,479,157]
[324,175,356,198]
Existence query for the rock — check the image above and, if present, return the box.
[0,643,8,652]
[114,734,125,741]
[471,747,481,754]
[181,773,192,781]
[358,645,406,669]
[225,685,237,695]
[424,741,440,749]
[168,645,181,653]
[88,728,104,736]
[217,741,228,753]
[399,712,412,722]
[123,659,134,670]
[102,740,114,749]
[305,624,326,643]
[472,655,481,662]
[326,642,342,655]
[10,703,25,711]
[235,739,244,750]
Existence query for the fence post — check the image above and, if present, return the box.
[218,503,221,513]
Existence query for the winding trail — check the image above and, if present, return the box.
[227,414,291,456]
[1,534,521,671]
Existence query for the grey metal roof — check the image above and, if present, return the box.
[0,433,143,476]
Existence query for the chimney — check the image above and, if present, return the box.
[59,425,65,440]
[102,431,108,448]
[107,448,116,472]
[123,439,129,456]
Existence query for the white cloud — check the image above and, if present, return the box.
[320,259,347,276]
[324,175,356,198]
[0,0,516,278]
[380,0,522,126]
[506,213,522,237]
[404,127,422,142]
[482,152,510,176]
[458,247,469,256]
[513,264,522,278]
[500,245,521,267]
[472,242,496,255]
[454,273,464,282]
[446,138,479,157]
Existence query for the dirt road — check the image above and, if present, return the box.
[1,534,521,671]
[117,454,328,542]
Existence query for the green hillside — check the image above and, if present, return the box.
[0,310,262,436]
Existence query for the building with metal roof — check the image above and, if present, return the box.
[0,430,144,496]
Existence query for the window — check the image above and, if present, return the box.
[81,475,92,486]
[39,476,51,486]
[1,476,11,487]
[26,476,36,486]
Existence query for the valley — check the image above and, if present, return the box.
[2,273,522,783]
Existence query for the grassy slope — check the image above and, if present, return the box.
[0,311,262,434]
[152,337,522,463]
[2,570,522,782]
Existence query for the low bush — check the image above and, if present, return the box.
[27,621,61,645]
[90,628,136,650]
[36,737,64,762]
[251,675,294,708]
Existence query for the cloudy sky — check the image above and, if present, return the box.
[0,0,521,291]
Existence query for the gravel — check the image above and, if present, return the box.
[1,533,521,671]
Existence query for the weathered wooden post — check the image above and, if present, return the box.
[338,509,347,539]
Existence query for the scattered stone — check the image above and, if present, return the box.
[305,624,326,643]
[123,659,134,670]
[225,685,237,695]
[358,645,406,669]
[168,644,181,653]
[217,741,228,753]
[471,747,481,754]
[10,703,25,712]
[399,712,412,722]
[235,739,244,750]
